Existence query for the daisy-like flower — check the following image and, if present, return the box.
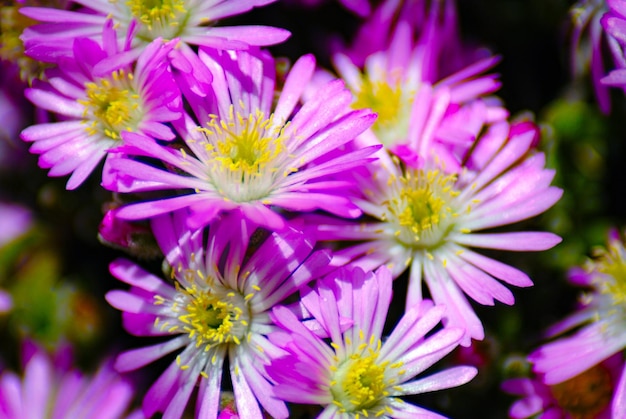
[0,344,141,419]
[529,228,626,418]
[103,48,378,230]
[20,0,290,63]
[314,0,505,169]
[19,21,182,189]
[502,355,623,419]
[267,265,477,418]
[106,209,331,418]
[306,121,562,344]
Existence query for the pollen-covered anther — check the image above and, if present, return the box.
[78,70,143,140]
[198,106,291,203]
[385,168,460,249]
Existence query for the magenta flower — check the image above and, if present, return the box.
[20,0,290,62]
[313,0,505,169]
[106,209,331,418]
[599,0,626,92]
[268,266,477,418]
[529,228,626,418]
[19,21,181,189]
[0,345,140,419]
[306,121,562,344]
[103,48,378,230]
[502,355,623,419]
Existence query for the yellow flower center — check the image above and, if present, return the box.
[126,0,188,41]
[79,70,141,141]
[384,168,463,249]
[351,73,414,146]
[330,335,401,417]
[550,364,613,419]
[199,107,291,202]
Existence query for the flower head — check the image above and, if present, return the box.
[529,228,626,418]
[267,266,477,418]
[104,48,378,230]
[307,121,562,344]
[20,0,290,63]
[106,209,330,418]
[20,21,182,189]
[0,344,140,419]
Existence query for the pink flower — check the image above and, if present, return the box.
[103,48,378,230]
[0,344,140,419]
[106,209,330,418]
[305,121,562,344]
[20,21,182,189]
[268,266,477,418]
[20,0,290,62]
[529,228,626,418]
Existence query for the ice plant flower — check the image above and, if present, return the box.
[306,121,562,344]
[502,355,623,419]
[529,228,626,418]
[106,209,331,418]
[104,48,378,230]
[20,21,182,189]
[0,345,140,419]
[267,266,477,418]
[314,0,505,169]
[19,0,290,63]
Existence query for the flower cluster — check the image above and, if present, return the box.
[0,0,588,418]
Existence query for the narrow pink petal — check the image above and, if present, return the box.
[453,232,562,252]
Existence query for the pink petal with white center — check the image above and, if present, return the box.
[396,328,465,376]
[109,258,176,296]
[195,358,223,419]
[395,366,477,395]
[203,26,290,47]
[66,146,110,189]
[464,187,563,230]
[104,290,158,315]
[268,193,361,218]
[380,304,445,362]
[273,54,316,124]
[423,261,484,344]
[445,255,514,305]
[233,349,288,419]
[459,130,534,200]
[24,88,83,117]
[386,400,448,419]
[228,356,263,419]
[453,232,562,252]
[116,336,188,374]
[458,248,533,287]
[115,193,218,220]
[531,324,626,384]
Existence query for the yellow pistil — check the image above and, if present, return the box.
[126,0,188,41]
[175,282,249,349]
[550,364,613,419]
[198,107,288,202]
[384,168,462,249]
[592,237,626,305]
[351,72,414,146]
[331,335,401,417]
[78,70,141,140]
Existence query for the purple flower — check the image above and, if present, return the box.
[306,121,562,344]
[312,0,505,170]
[529,228,626,418]
[20,21,181,189]
[103,48,378,230]
[0,344,140,419]
[267,266,477,418]
[106,209,330,418]
[20,0,290,62]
